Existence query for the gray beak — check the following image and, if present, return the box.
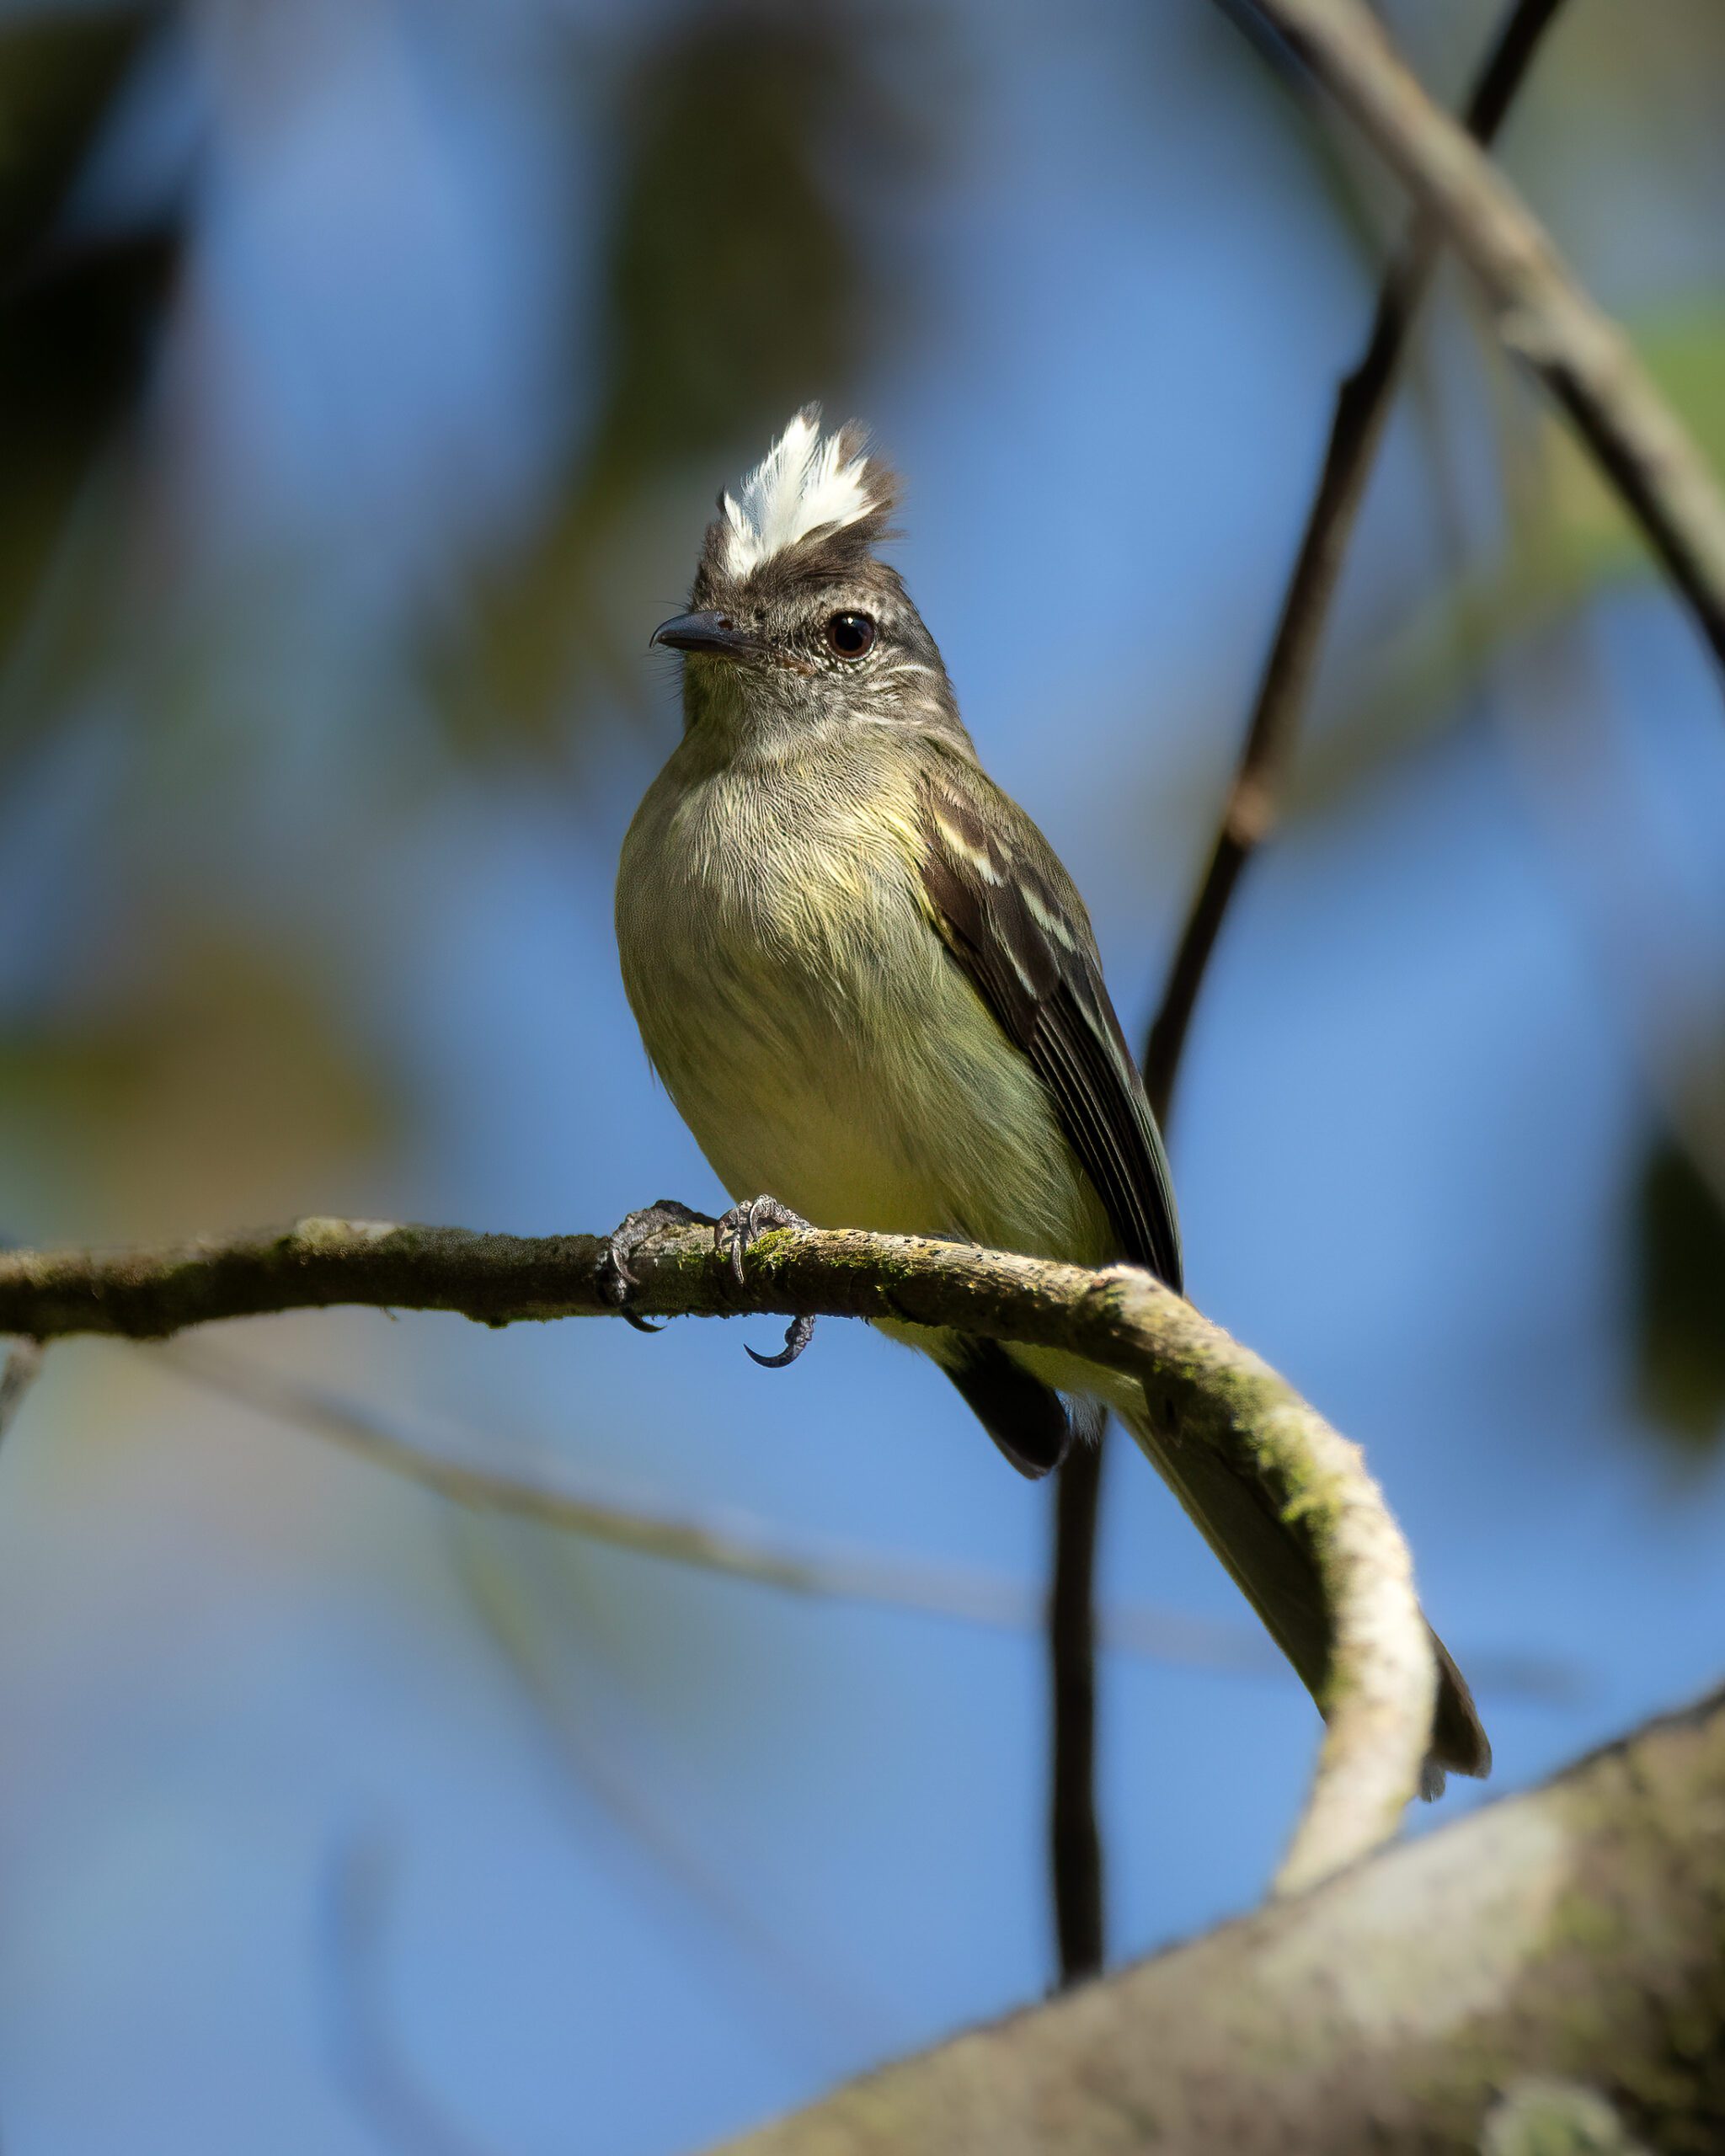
[650,609,758,659]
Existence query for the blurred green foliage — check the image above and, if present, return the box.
[442,0,936,755]
[0,7,182,737]
[0,938,392,1239]
[1289,304,1725,821]
[0,8,148,262]
[1538,308,1725,592]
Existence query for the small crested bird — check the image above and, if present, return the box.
[612,408,1488,1787]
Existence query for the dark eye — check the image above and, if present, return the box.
[824,611,876,659]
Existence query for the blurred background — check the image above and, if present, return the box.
[3,0,1725,2148]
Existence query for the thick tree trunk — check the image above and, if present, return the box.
[718,1688,1725,2155]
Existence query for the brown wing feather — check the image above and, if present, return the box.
[916,763,1183,1293]
[916,769,1488,1780]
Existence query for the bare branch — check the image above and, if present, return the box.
[1,1210,1436,1883]
[1233,0,1725,672]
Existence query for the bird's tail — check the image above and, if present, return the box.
[1119,1394,1490,1791]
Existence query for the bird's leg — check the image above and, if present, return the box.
[596,1198,716,1332]
[714,1194,817,1369]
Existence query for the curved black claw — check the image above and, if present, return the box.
[746,1313,817,1369]
[598,1198,716,1334]
[715,1196,817,1366]
[714,1194,811,1283]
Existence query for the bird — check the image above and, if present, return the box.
[610,407,1488,1789]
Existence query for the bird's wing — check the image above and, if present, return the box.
[916,766,1488,1779]
[915,759,1183,1292]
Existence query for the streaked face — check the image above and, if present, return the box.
[655,563,956,742]
[653,408,969,748]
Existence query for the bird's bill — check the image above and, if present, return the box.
[649,609,762,660]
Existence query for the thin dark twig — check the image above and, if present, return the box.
[1046,0,1569,1990]
[1049,1408,1106,1983]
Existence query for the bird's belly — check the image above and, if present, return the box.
[679,1035,932,1235]
[623,869,1108,1266]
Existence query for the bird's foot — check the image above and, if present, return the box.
[714,1195,817,1369]
[714,1194,812,1283]
[597,1198,716,1332]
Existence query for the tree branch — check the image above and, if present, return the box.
[0,1210,1434,1890]
[1234,0,1725,673]
[1146,0,1570,1123]
[1048,0,1570,1992]
[714,1683,1725,2156]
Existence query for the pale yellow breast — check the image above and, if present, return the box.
[615,736,1112,1267]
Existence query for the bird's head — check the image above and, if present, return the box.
[652,408,966,751]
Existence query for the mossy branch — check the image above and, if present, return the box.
[0,1209,1435,1890]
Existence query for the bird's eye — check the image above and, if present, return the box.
[824,611,876,660]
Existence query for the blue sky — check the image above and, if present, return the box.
[5,2,1725,2149]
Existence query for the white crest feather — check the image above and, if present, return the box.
[720,409,874,576]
